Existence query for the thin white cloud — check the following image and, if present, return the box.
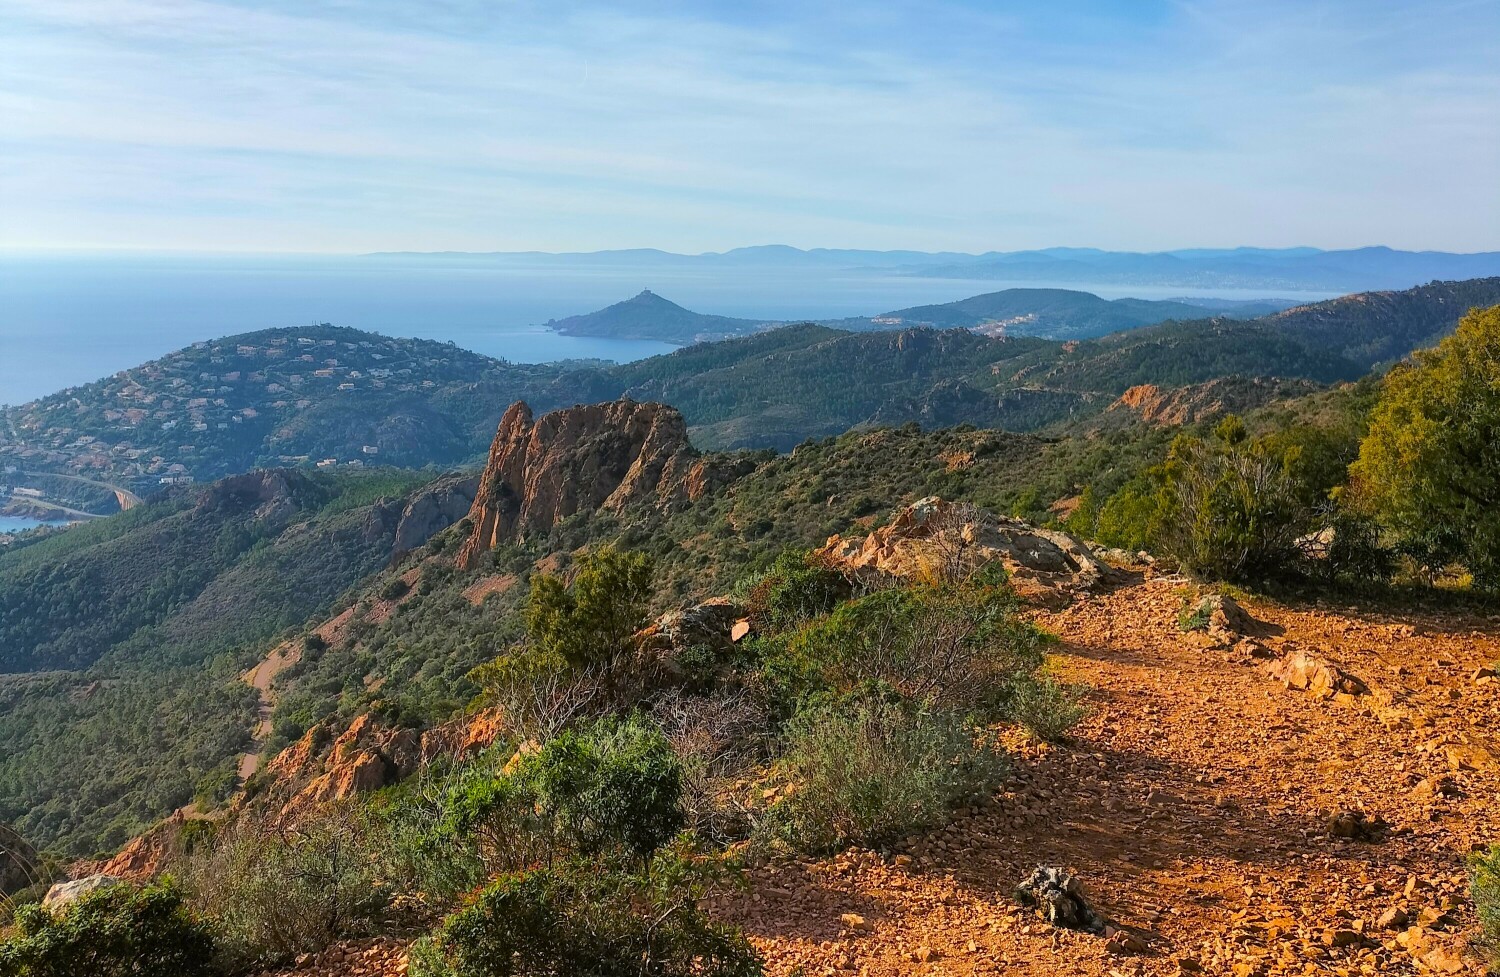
[0,0,1496,251]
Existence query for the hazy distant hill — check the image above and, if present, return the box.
[547,288,775,342]
[547,285,1293,345]
[827,288,1281,339]
[376,244,1500,292]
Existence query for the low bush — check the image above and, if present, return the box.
[766,696,1005,853]
[779,584,1048,718]
[408,859,762,977]
[179,804,386,970]
[1471,844,1500,971]
[386,715,686,891]
[737,550,850,633]
[0,881,216,977]
[1005,674,1087,742]
[1178,597,1213,632]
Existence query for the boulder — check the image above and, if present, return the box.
[1325,808,1388,842]
[43,874,123,910]
[1204,594,1255,643]
[1015,866,1107,933]
[814,497,1108,600]
[1264,649,1368,698]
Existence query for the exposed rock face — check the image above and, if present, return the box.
[195,468,312,522]
[100,815,184,881]
[1,823,38,895]
[636,597,747,681]
[457,400,724,570]
[814,497,1108,599]
[266,710,508,821]
[392,472,480,556]
[1106,377,1318,427]
[43,874,123,910]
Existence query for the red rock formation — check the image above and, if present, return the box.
[814,497,1108,601]
[456,400,727,570]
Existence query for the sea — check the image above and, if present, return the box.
[0,516,51,535]
[0,252,1328,408]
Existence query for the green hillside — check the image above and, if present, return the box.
[0,468,435,853]
[5,278,1497,483]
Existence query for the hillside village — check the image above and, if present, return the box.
[0,326,508,496]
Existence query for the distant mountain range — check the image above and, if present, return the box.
[550,286,1295,344]
[371,244,1500,292]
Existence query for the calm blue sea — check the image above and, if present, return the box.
[0,516,51,534]
[0,253,1324,407]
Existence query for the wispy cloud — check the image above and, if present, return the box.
[1,0,1496,252]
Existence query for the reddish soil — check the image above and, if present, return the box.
[713,575,1496,975]
[260,574,1499,976]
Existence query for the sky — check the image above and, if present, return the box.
[1,0,1498,254]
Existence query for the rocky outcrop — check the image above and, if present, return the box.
[636,597,748,681]
[1106,377,1317,427]
[43,874,123,910]
[457,400,730,570]
[265,710,507,821]
[392,472,480,556]
[1264,649,1369,698]
[814,497,1108,599]
[1,823,38,895]
[195,468,313,522]
[1015,866,1107,933]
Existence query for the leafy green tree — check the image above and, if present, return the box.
[1352,305,1500,588]
[0,882,216,977]
[524,548,655,669]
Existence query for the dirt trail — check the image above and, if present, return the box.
[716,575,1498,976]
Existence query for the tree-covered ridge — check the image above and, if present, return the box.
[0,467,434,853]
[5,278,1498,481]
[826,287,1251,339]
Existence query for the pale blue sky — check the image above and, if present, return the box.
[2,0,1497,253]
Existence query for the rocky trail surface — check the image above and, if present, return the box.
[259,573,1499,976]
[714,574,1498,976]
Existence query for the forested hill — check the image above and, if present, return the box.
[4,278,1498,476]
[826,287,1272,339]
[547,288,775,342]
[0,466,459,853]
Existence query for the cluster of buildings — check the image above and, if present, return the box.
[0,329,480,489]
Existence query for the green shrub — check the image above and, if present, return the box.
[468,548,656,735]
[514,716,684,861]
[1307,505,1396,586]
[388,716,685,893]
[524,547,654,670]
[0,881,215,977]
[1152,419,1310,582]
[1178,597,1213,632]
[1005,674,1087,742]
[1353,305,1500,590]
[738,549,850,633]
[409,860,761,977]
[779,584,1047,718]
[767,696,1005,853]
[1472,844,1500,970]
[180,804,386,969]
